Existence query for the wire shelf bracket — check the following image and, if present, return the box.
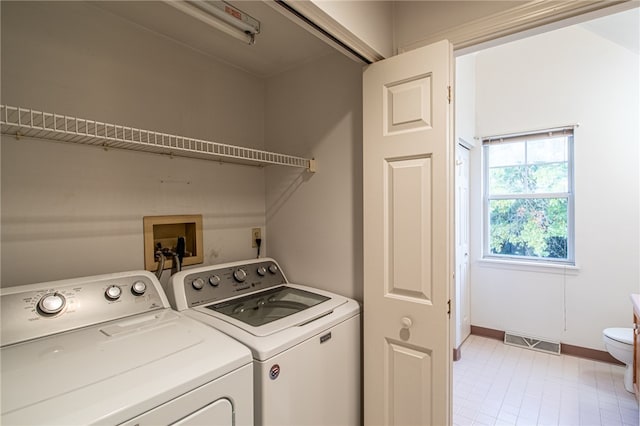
[0,105,316,172]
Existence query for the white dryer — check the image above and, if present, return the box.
[168,258,361,426]
[1,270,253,425]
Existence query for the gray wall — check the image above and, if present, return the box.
[1,1,266,287]
[265,53,364,300]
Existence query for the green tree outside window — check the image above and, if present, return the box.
[483,130,574,263]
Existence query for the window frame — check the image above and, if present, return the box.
[482,126,575,265]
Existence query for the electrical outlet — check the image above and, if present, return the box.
[252,228,261,248]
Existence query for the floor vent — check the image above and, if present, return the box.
[504,332,561,355]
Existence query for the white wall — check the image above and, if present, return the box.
[455,54,477,146]
[469,24,640,350]
[1,2,266,287]
[310,0,394,58]
[264,53,364,300]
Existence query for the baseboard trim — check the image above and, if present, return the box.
[561,342,623,365]
[470,325,623,366]
[453,346,462,362]
[470,325,505,341]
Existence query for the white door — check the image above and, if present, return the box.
[455,144,471,350]
[363,40,454,426]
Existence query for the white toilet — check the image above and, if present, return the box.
[602,327,635,393]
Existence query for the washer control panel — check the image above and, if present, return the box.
[181,259,286,308]
[0,271,167,347]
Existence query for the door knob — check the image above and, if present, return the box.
[401,317,413,328]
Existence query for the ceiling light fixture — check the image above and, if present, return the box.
[165,0,261,45]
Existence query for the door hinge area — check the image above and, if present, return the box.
[447,299,451,317]
[447,86,452,104]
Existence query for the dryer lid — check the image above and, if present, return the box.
[604,327,633,344]
[1,309,251,424]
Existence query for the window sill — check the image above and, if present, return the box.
[478,258,580,275]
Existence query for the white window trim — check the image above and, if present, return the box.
[477,258,580,275]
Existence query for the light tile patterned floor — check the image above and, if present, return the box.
[453,335,640,426]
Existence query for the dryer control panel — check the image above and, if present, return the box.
[177,259,287,308]
[0,271,168,347]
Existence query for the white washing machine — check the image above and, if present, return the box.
[168,258,361,426]
[1,270,254,425]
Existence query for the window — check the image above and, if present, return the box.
[483,127,574,264]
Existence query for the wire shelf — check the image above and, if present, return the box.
[0,105,316,171]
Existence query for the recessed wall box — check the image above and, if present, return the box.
[143,215,203,272]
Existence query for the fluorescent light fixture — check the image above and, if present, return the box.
[165,1,260,45]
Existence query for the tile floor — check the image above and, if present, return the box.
[453,335,640,426]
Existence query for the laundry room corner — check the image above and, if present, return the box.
[264,52,364,301]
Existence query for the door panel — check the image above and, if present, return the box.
[385,75,432,133]
[363,39,454,426]
[387,156,432,301]
[387,342,432,425]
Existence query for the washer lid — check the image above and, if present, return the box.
[206,286,330,327]
[198,284,349,337]
[604,327,633,344]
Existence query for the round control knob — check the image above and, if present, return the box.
[257,266,267,276]
[268,264,278,274]
[131,280,147,296]
[105,285,122,301]
[209,275,221,287]
[38,293,66,315]
[233,268,247,283]
[192,277,205,290]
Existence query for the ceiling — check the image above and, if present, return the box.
[580,7,639,54]
[93,1,638,80]
[92,1,336,79]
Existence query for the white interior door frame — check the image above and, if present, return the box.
[400,0,635,55]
